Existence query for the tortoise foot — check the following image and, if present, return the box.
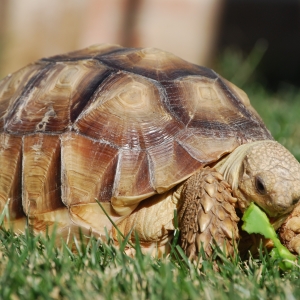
[279,204,300,254]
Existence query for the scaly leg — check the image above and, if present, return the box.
[178,167,239,260]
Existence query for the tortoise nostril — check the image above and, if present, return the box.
[292,198,300,205]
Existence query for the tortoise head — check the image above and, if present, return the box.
[216,141,300,221]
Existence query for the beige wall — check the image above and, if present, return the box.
[0,0,222,78]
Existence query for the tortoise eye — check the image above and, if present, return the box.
[255,176,267,195]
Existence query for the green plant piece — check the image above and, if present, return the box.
[242,202,296,270]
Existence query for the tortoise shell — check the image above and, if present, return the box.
[0,44,272,233]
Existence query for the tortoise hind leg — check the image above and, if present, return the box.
[111,191,178,257]
[178,167,239,260]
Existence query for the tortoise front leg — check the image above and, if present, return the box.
[279,204,300,254]
[178,167,239,260]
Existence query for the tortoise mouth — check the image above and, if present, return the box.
[254,202,292,229]
[237,189,290,228]
[253,197,291,225]
[249,203,289,231]
[237,196,289,231]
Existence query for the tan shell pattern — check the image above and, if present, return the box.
[0,44,273,230]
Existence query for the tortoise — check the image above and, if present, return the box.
[0,44,300,259]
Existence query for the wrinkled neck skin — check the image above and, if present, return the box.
[214,141,290,229]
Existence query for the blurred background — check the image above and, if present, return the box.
[0,0,300,158]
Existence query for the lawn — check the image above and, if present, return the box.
[1,49,300,299]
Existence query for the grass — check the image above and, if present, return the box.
[1,48,300,299]
[1,227,300,300]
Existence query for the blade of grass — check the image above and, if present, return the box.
[0,198,10,226]
[95,198,135,248]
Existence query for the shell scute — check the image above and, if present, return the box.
[61,132,119,206]
[176,130,240,164]
[163,75,271,143]
[99,47,211,81]
[147,139,203,193]
[0,62,49,131]
[113,149,155,199]
[6,60,112,134]
[23,134,63,215]
[75,71,184,149]
[0,133,23,219]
